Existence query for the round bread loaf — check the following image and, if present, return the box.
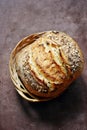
[9,31,84,101]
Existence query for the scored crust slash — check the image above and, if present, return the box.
[9,31,84,102]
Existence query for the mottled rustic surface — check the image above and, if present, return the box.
[0,0,87,130]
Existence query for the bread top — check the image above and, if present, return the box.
[15,31,84,96]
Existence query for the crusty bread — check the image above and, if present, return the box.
[9,31,84,100]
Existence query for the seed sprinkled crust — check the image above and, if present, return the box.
[14,31,84,98]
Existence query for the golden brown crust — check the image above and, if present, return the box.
[9,31,84,100]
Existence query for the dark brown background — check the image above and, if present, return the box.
[0,0,87,130]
